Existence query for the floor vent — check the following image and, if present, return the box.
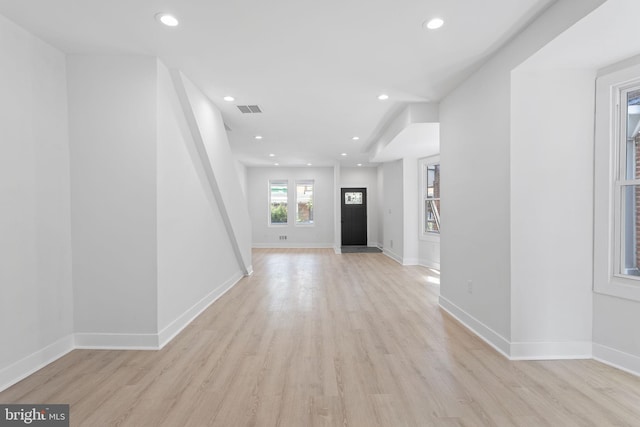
[237,105,262,114]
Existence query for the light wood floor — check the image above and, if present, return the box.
[2,249,640,426]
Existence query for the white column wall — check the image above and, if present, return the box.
[438,0,606,354]
[382,160,404,263]
[402,157,419,265]
[67,56,159,339]
[510,69,595,358]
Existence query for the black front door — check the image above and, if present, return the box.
[341,188,367,246]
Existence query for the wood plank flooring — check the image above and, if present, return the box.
[2,248,640,426]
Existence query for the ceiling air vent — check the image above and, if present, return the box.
[237,105,262,114]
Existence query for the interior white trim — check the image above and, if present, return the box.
[439,296,511,358]
[0,335,74,392]
[441,297,597,362]
[594,62,640,302]
[419,259,441,270]
[157,271,244,348]
[74,333,159,350]
[382,248,402,264]
[402,257,419,266]
[593,343,640,378]
[510,341,592,360]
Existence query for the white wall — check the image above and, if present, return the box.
[156,61,244,342]
[0,14,74,388]
[593,294,640,373]
[592,55,640,373]
[382,160,404,263]
[173,72,252,274]
[438,0,606,355]
[235,160,248,201]
[377,166,384,250]
[507,0,640,368]
[340,167,380,247]
[334,165,341,252]
[68,56,159,340]
[247,167,335,247]
[510,68,595,358]
[402,158,420,265]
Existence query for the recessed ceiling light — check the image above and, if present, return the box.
[378,94,389,101]
[274,163,279,166]
[424,18,444,30]
[155,13,179,27]
[223,96,235,102]
[307,163,312,166]
[269,153,275,157]
[341,153,347,156]
[352,136,360,141]
[357,163,363,167]
[255,135,263,140]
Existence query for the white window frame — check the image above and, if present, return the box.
[268,179,289,226]
[295,180,315,226]
[594,62,640,302]
[419,156,441,241]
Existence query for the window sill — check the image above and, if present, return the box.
[594,276,640,303]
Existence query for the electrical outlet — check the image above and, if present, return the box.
[467,280,473,294]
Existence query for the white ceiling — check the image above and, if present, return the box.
[0,0,555,167]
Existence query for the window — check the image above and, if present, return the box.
[618,87,640,278]
[269,180,288,225]
[296,180,314,225]
[420,157,440,235]
[594,62,640,301]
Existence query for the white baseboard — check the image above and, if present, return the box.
[593,343,640,377]
[439,296,511,357]
[383,248,402,265]
[252,243,335,249]
[1,272,247,392]
[157,271,243,349]
[402,257,419,266]
[74,333,159,350]
[419,259,440,270]
[334,245,341,254]
[441,296,596,361]
[510,341,592,360]
[0,335,74,392]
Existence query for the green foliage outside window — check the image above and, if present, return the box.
[271,203,288,224]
